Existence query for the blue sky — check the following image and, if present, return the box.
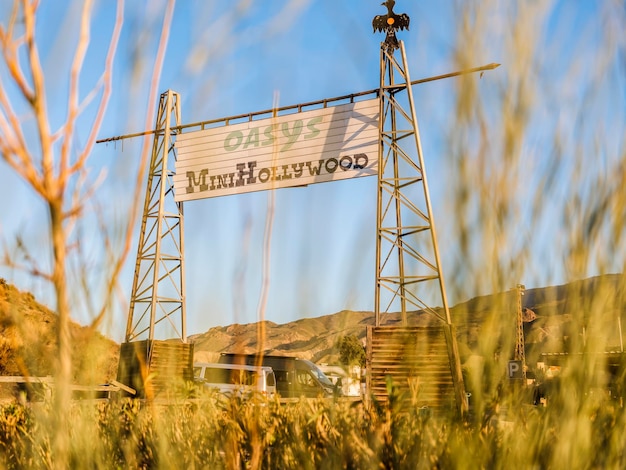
[1,1,624,342]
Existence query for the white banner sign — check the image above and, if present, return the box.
[173,99,379,201]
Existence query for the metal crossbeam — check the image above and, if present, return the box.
[96,64,498,145]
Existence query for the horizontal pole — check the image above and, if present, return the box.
[97,62,500,144]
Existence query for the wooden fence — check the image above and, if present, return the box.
[366,325,464,412]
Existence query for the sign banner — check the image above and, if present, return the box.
[173,99,379,201]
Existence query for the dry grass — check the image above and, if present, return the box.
[0,379,623,469]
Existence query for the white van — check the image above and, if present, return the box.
[218,353,338,398]
[193,362,277,398]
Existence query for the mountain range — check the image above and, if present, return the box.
[191,273,626,368]
[1,273,624,383]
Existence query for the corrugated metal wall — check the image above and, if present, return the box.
[366,326,457,410]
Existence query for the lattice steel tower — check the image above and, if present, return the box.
[125,90,187,343]
[515,284,527,380]
[370,3,468,413]
[374,42,452,328]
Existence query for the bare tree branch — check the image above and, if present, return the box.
[90,0,174,333]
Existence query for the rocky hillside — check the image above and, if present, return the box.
[448,274,626,364]
[0,278,119,383]
[190,310,375,364]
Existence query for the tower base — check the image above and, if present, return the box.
[116,340,194,399]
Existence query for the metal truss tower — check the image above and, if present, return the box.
[371,39,467,413]
[374,42,451,327]
[125,90,187,343]
[514,284,527,381]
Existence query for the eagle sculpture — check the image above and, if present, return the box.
[372,0,410,51]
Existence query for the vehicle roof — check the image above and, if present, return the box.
[194,362,274,372]
[219,353,305,361]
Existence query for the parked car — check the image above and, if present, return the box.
[218,353,338,398]
[318,364,362,397]
[193,362,276,398]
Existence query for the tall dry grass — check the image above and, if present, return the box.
[440,0,626,466]
[0,382,623,469]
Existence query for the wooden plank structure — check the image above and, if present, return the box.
[117,340,194,399]
[367,326,461,411]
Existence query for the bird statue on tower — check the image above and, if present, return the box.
[372,0,410,51]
